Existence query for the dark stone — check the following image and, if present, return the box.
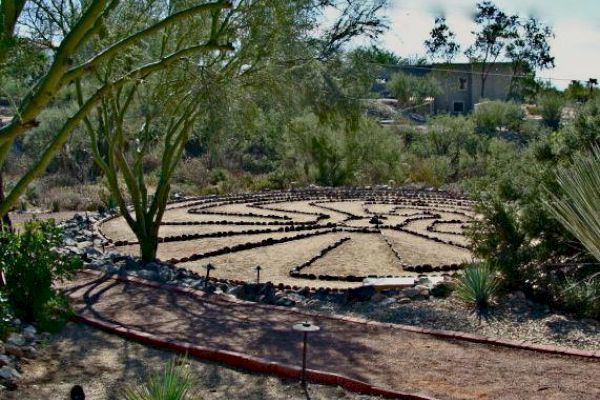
[71,385,85,400]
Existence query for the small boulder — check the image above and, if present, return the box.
[7,334,25,347]
[4,345,23,358]
[0,366,20,381]
[22,326,37,341]
[0,355,10,367]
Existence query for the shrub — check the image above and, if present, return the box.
[559,278,600,319]
[473,101,524,135]
[537,93,565,130]
[121,358,201,400]
[455,264,500,314]
[0,220,81,328]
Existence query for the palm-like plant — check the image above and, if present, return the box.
[121,358,201,400]
[544,147,600,264]
[455,264,500,314]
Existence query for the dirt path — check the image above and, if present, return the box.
[64,272,600,400]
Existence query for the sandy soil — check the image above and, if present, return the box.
[117,230,333,260]
[8,211,80,228]
[178,232,362,288]
[307,233,405,277]
[382,229,472,266]
[4,323,373,400]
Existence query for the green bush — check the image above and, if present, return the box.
[455,264,500,314]
[0,220,81,329]
[559,278,600,319]
[473,101,524,135]
[537,93,565,130]
[122,358,202,400]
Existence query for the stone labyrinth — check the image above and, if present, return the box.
[99,188,475,290]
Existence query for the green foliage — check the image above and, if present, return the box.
[572,97,600,148]
[537,92,564,130]
[455,263,500,314]
[121,358,201,400]
[559,278,600,319]
[545,148,600,264]
[0,220,81,327]
[386,72,441,107]
[473,101,524,135]
[285,113,403,186]
[468,199,526,285]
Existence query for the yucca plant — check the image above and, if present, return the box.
[121,358,201,400]
[544,147,600,265]
[455,264,500,315]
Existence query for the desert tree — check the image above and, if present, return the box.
[77,0,389,261]
[505,17,555,98]
[424,16,460,62]
[464,1,519,98]
[0,0,233,218]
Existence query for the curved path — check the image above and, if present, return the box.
[63,271,600,400]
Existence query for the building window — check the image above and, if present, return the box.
[458,77,467,90]
[453,102,465,113]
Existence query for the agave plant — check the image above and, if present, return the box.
[121,358,201,400]
[455,264,500,314]
[544,147,600,265]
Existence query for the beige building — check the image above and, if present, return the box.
[378,62,517,114]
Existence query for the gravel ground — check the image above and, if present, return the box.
[304,291,600,351]
[4,323,377,400]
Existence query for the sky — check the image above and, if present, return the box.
[371,0,600,89]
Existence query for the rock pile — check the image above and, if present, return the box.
[0,321,47,391]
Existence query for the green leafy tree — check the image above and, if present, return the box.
[424,16,460,62]
[465,1,519,98]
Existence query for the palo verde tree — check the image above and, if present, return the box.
[0,0,233,221]
[76,0,389,261]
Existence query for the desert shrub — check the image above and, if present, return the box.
[559,278,600,319]
[537,93,565,130]
[455,264,500,314]
[473,101,524,135]
[122,358,201,400]
[386,72,441,106]
[407,155,450,187]
[468,199,526,286]
[0,220,81,329]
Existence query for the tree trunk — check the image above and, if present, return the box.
[139,230,159,263]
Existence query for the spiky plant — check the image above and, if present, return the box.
[455,264,500,314]
[544,147,600,265]
[121,358,201,400]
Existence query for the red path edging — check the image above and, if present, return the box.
[71,309,435,400]
[77,269,600,360]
